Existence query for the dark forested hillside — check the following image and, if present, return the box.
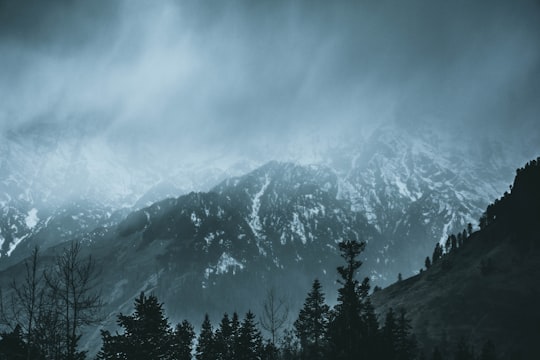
[372,157,540,359]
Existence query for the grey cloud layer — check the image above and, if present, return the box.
[1,0,539,158]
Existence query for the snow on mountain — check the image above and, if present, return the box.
[0,122,255,262]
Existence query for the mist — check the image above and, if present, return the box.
[1,0,539,171]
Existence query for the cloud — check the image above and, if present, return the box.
[1,0,539,161]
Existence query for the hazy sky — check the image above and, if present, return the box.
[1,0,539,163]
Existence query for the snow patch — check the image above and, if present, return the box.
[247,175,271,255]
[291,212,307,244]
[7,234,29,256]
[25,208,39,229]
[215,253,244,275]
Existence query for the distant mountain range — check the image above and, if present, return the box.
[0,121,534,354]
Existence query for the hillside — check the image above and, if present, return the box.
[372,157,540,359]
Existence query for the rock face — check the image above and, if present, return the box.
[371,157,540,359]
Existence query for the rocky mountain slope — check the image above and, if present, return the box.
[371,157,540,359]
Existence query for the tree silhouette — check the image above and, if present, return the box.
[237,311,263,360]
[215,313,233,360]
[0,324,27,360]
[294,279,329,359]
[196,314,214,360]
[44,241,102,360]
[425,256,431,269]
[328,240,365,360]
[260,287,289,346]
[97,292,174,360]
[173,320,195,360]
[432,243,443,263]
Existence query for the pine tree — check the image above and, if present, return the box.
[425,256,432,269]
[467,223,473,236]
[173,320,195,360]
[328,240,365,360]
[450,235,457,252]
[432,243,443,263]
[237,311,263,360]
[97,292,173,360]
[394,308,416,360]
[382,308,397,360]
[294,279,329,360]
[0,324,27,360]
[215,313,234,360]
[231,312,241,358]
[196,314,214,360]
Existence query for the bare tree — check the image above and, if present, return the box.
[10,247,46,360]
[44,241,103,360]
[260,287,289,345]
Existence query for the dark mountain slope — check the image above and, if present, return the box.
[371,157,540,359]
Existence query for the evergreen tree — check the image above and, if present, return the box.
[467,223,473,237]
[450,235,457,252]
[230,312,241,357]
[382,308,398,360]
[294,279,329,360]
[196,314,214,360]
[0,325,27,360]
[328,240,365,360]
[444,236,451,253]
[215,313,233,360]
[394,308,416,360]
[425,256,432,269]
[361,295,380,358]
[432,243,443,263]
[173,320,195,360]
[237,311,263,360]
[97,292,173,360]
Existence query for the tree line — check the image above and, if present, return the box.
[2,235,510,359]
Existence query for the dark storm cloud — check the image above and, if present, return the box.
[1,0,539,160]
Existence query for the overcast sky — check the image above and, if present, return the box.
[1,0,539,164]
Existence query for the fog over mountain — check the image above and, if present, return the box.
[1,0,539,171]
[1,1,540,357]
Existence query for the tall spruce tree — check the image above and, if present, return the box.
[173,320,195,360]
[328,240,366,360]
[97,292,173,360]
[237,311,263,360]
[215,313,234,360]
[382,308,398,360]
[432,243,443,263]
[196,314,214,360]
[294,279,329,360]
[394,308,417,360]
[231,312,241,358]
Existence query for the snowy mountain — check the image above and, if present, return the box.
[1,121,533,354]
[325,125,521,277]
[0,122,253,265]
